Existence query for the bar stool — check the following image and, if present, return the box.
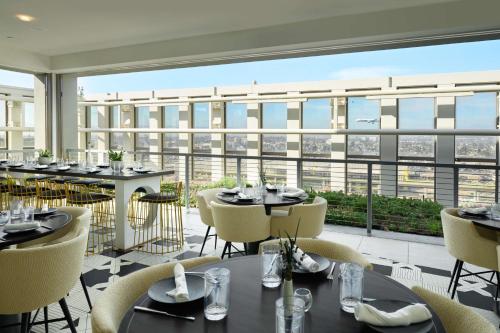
[65,179,115,254]
[0,176,9,210]
[7,176,38,207]
[130,182,184,254]
[35,177,67,208]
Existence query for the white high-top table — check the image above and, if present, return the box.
[0,164,174,250]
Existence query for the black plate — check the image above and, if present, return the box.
[87,169,102,174]
[134,169,151,174]
[34,208,57,217]
[97,164,110,168]
[366,300,434,333]
[292,253,330,273]
[458,209,490,220]
[69,162,79,166]
[148,274,204,304]
[237,197,255,202]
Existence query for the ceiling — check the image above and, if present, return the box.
[0,0,499,74]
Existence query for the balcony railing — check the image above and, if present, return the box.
[65,148,500,238]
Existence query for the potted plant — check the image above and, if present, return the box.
[279,222,300,315]
[108,149,124,172]
[38,149,52,165]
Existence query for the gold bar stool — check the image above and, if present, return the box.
[65,179,115,254]
[35,177,67,208]
[0,176,9,210]
[6,175,39,207]
[130,182,184,254]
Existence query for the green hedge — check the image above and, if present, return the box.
[308,190,443,236]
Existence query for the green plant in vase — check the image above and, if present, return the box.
[108,149,124,172]
[38,149,53,165]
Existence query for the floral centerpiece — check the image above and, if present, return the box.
[38,149,52,165]
[108,149,124,171]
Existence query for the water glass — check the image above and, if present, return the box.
[294,288,312,312]
[491,203,500,220]
[23,206,34,222]
[261,244,281,288]
[275,297,305,333]
[9,200,23,223]
[204,267,230,321]
[339,263,364,313]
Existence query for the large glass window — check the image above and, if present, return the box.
[22,102,35,148]
[110,105,124,149]
[87,106,99,149]
[135,106,150,152]
[0,101,6,148]
[261,102,287,155]
[455,92,497,206]
[302,98,332,191]
[225,102,247,179]
[347,97,380,156]
[163,105,180,150]
[397,98,435,199]
[192,102,210,152]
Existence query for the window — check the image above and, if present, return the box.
[225,103,247,153]
[261,102,287,155]
[0,101,6,148]
[455,92,497,160]
[347,97,380,156]
[163,105,179,150]
[110,105,124,149]
[192,102,210,152]
[87,106,99,149]
[135,106,150,152]
[22,102,35,148]
[455,92,497,206]
[302,98,332,191]
[397,98,435,199]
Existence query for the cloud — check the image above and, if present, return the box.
[329,66,407,80]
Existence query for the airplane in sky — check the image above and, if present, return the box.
[355,118,378,124]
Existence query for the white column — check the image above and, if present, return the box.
[59,74,78,157]
[7,101,23,150]
[286,93,301,188]
[246,96,260,184]
[34,74,49,150]
[331,95,346,192]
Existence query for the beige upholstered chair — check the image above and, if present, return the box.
[196,188,223,256]
[211,202,271,259]
[92,256,220,333]
[412,286,496,333]
[258,238,373,270]
[270,196,327,238]
[441,208,499,299]
[0,226,89,333]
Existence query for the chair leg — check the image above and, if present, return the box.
[448,259,459,293]
[199,226,211,256]
[20,313,30,333]
[243,243,248,256]
[495,272,500,301]
[228,242,232,259]
[221,242,229,259]
[451,260,464,299]
[59,298,77,333]
[214,234,218,249]
[44,306,49,333]
[80,273,92,310]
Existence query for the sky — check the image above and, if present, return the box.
[2,39,500,128]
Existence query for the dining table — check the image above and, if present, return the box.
[216,188,309,215]
[0,163,174,250]
[0,211,72,249]
[119,255,445,333]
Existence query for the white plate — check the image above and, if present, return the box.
[57,166,71,171]
[34,165,49,169]
[3,225,40,234]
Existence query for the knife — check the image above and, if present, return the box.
[134,306,195,321]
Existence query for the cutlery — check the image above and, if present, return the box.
[134,306,195,321]
[326,262,336,280]
[43,214,64,220]
[41,225,53,230]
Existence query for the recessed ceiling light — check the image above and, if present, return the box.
[16,14,35,22]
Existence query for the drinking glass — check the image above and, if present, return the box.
[491,203,500,220]
[339,263,364,313]
[204,267,230,321]
[23,206,34,222]
[9,200,23,223]
[261,244,281,288]
[294,288,312,312]
[275,297,305,333]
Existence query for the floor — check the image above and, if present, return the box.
[30,208,500,332]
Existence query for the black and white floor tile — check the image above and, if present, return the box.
[31,217,500,332]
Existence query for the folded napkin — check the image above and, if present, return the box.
[35,164,48,168]
[265,184,277,190]
[462,207,489,215]
[222,187,240,194]
[166,263,189,302]
[292,246,320,272]
[58,166,70,171]
[4,222,41,232]
[280,189,306,198]
[237,192,252,200]
[354,302,432,327]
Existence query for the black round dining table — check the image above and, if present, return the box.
[119,255,445,333]
[0,211,72,249]
[216,190,309,215]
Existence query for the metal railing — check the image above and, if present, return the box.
[64,148,500,237]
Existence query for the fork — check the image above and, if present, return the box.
[326,262,336,279]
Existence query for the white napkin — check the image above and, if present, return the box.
[58,166,70,171]
[4,222,40,232]
[354,302,432,327]
[237,192,251,200]
[166,263,189,302]
[265,184,277,190]
[35,164,48,169]
[292,246,320,272]
[222,187,240,194]
[280,189,306,198]
[462,207,489,215]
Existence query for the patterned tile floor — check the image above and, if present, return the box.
[30,208,500,332]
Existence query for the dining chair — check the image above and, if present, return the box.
[412,286,496,333]
[211,202,271,259]
[258,238,373,270]
[196,188,223,256]
[91,256,220,333]
[0,225,89,333]
[270,196,327,238]
[441,208,499,299]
